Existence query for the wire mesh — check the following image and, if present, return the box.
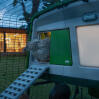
[0,0,28,96]
[0,27,28,94]
[0,53,27,92]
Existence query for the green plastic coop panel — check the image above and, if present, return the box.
[50,29,72,66]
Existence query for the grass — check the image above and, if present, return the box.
[0,55,99,99]
[0,55,27,93]
[30,83,99,99]
[30,80,54,99]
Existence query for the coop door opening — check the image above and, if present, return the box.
[50,29,72,66]
[39,32,51,40]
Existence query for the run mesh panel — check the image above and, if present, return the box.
[0,53,27,93]
[0,28,27,94]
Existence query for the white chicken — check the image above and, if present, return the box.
[24,38,50,62]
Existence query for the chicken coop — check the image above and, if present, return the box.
[0,0,99,99]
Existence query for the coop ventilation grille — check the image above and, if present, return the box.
[0,65,49,99]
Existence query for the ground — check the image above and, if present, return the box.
[0,56,98,99]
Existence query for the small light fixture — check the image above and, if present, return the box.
[82,12,98,22]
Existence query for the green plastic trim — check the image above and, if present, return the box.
[50,29,72,65]
[26,51,30,68]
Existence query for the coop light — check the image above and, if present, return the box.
[82,13,97,22]
[77,25,99,67]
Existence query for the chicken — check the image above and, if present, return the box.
[24,38,50,62]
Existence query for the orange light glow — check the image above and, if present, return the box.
[0,33,27,52]
[40,32,51,40]
[0,33,4,52]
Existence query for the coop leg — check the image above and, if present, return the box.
[49,82,71,99]
[81,88,83,99]
[72,86,79,99]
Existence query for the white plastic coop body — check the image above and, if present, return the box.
[29,0,99,87]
